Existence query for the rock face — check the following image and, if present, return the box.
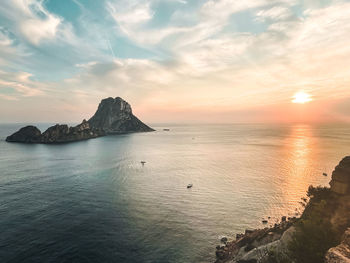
[214,157,350,263]
[330,156,350,194]
[88,97,154,134]
[325,228,350,263]
[6,126,42,143]
[6,120,105,144]
[40,120,105,143]
[6,97,153,144]
[215,218,297,263]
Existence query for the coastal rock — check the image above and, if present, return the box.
[330,156,350,195]
[6,125,42,143]
[325,228,350,262]
[221,237,228,244]
[6,120,105,144]
[88,97,154,134]
[40,120,105,143]
[215,218,297,263]
[6,97,153,144]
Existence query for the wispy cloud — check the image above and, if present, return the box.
[0,70,47,98]
[0,0,350,122]
[0,0,68,45]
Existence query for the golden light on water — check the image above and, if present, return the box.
[292,91,312,104]
[279,125,316,217]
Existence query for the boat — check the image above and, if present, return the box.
[141,161,146,165]
[323,173,328,176]
[187,184,193,189]
[163,128,170,131]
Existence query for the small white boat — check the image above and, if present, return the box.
[187,184,193,189]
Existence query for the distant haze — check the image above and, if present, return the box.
[0,0,350,123]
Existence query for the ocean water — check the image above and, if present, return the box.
[1,123,350,263]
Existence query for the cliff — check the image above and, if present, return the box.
[325,228,350,263]
[88,97,154,134]
[6,97,153,144]
[39,120,105,143]
[215,156,350,263]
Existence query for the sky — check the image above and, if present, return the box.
[0,0,350,123]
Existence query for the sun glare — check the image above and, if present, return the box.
[292,92,312,104]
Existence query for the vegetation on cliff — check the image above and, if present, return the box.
[216,184,350,263]
[265,186,342,263]
[287,186,341,263]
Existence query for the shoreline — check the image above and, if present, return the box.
[214,156,350,263]
[215,215,298,263]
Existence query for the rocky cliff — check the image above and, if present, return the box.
[39,120,105,143]
[325,228,350,263]
[330,156,350,195]
[6,97,153,144]
[88,97,154,134]
[215,156,350,263]
[6,120,105,144]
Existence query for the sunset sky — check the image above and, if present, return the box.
[0,0,350,123]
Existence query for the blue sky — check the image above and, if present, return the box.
[0,0,350,123]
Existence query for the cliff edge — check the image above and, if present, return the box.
[215,156,350,263]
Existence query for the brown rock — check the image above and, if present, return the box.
[330,157,350,195]
[325,228,350,262]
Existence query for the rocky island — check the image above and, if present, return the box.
[215,156,350,263]
[6,97,154,144]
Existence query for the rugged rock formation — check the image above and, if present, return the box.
[6,97,153,144]
[330,156,350,194]
[40,120,105,143]
[88,97,154,133]
[6,120,105,144]
[325,228,350,263]
[215,217,297,263]
[6,126,42,143]
[215,156,350,263]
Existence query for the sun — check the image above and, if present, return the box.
[292,91,312,104]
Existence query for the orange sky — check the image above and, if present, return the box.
[0,1,350,123]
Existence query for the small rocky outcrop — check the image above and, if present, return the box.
[6,97,153,144]
[6,126,42,143]
[88,97,154,134]
[330,156,350,195]
[325,228,350,263]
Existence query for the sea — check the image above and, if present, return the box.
[1,123,350,263]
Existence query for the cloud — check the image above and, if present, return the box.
[65,1,350,116]
[256,6,293,22]
[0,0,67,45]
[1,0,350,123]
[0,27,13,46]
[20,14,61,45]
[0,70,47,99]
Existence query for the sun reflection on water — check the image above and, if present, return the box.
[262,124,321,222]
[282,124,317,215]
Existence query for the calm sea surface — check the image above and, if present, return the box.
[1,123,350,263]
